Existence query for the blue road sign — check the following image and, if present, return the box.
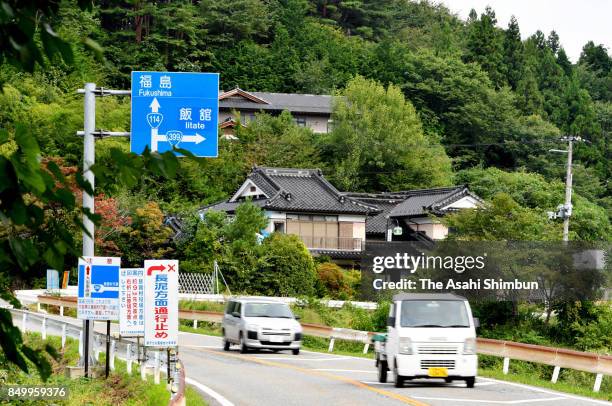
[46,269,59,291]
[130,71,219,157]
[77,257,120,320]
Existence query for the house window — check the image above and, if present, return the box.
[273,222,285,233]
[250,186,257,192]
[295,117,306,127]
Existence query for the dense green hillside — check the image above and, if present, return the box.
[0,0,610,272]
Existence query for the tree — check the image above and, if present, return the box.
[464,6,506,88]
[547,30,560,55]
[255,233,317,297]
[240,111,321,169]
[503,16,524,89]
[556,48,573,76]
[579,41,611,74]
[320,76,452,191]
[515,67,544,115]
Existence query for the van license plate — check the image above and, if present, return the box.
[270,336,284,343]
[428,367,448,377]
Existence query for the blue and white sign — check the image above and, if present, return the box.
[46,269,59,291]
[130,71,219,157]
[77,256,121,320]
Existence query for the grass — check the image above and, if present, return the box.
[478,355,612,401]
[2,332,207,406]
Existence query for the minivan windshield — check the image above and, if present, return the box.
[244,303,294,318]
[400,300,470,328]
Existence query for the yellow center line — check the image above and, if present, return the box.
[190,347,429,406]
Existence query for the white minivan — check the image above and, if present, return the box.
[222,297,303,355]
[375,293,479,388]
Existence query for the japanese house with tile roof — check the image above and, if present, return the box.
[218,88,334,138]
[345,186,484,242]
[201,167,483,264]
[201,166,379,261]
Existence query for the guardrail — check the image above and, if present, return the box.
[4,305,185,405]
[36,295,611,392]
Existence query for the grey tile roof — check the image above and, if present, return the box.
[220,91,333,115]
[203,167,379,215]
[345,186,481,234]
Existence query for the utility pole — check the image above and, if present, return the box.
[78,84,131,377]
[562,136,573,242]
[82,82,96,377]
[548,135,582,242]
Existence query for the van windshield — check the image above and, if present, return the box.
[245,303,294,318]
[400,300,470,328]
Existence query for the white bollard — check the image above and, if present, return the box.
[154,351,160,384]
[502,357,510,375]
[193,319,198,329]
[141,363,147,381]
[37,303,41,312]
[363,342,370,354]
[109,340,116,371]
[41,317,47,340]
[126,344,132,375]
[593,373,603,393]
[551,366,560,383]
[60,306,64,316]
[79,330,83,357]
[95,347,100,362]
[61,324,66,349]
[22,313,27,332]
[328,338,335,352]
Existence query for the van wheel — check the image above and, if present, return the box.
[444,378,452,383]
[239,333,248,354]
[394,360,404,388]
[378,360,388,383]
[292,348,300,355]
[223,338,230,351]
[466,377,475,388]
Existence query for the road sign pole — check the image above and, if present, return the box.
[82,82,96,376]
[105,320,111,378]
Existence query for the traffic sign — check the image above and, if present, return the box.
[77,257,120,320]
[119,268,145,336]
[130,71,219,157]
[144,260,179,347]
[46,269,59,291]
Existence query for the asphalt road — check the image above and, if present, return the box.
[11,311,611,406]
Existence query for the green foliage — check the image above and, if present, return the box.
[315,262,353,299]
[254,233,317,296]
[321,76,452,191]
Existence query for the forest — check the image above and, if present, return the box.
[0,0,610,287]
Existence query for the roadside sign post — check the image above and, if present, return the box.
[144,260,179,348]
[130,72,219,157]
[77,256,120,378]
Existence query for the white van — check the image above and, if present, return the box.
[374,293,478,388]
[222,297,303,354]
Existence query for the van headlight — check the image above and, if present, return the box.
[399,337,413,355]
[463,338,476,355]
[246,324,259,332]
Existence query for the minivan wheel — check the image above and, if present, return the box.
[378,360,388,383]
[292,348,300,355]
[444,377,452,383]
[466,377,475,388]
[239,333,249,354]
[393,360,404,388]
[223,338,230,351]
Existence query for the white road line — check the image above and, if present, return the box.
[313,369,377,373]
[182,345,221,349]
[480,378,612,405]
[301,349,373,361]
[185,377,234,406]
[410,395,567,404]
[359,381,497,387]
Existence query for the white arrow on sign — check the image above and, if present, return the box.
[148,99,206,152]
[157,132,206,144]
[150,97,161,113]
